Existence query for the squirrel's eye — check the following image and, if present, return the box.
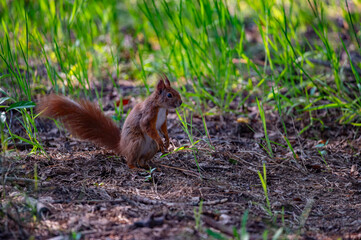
[167,93,173,98]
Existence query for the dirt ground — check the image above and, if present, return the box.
[1,87,361,240]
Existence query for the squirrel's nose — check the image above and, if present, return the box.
[178,100,183,107]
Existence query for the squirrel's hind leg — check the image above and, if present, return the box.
[137,157,150,169]
[122,139,142,169]
[137,141,158,168]
[123,135,158,169]
[138,155,154,168]
[125,153,141,169]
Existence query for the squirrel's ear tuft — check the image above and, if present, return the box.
[163,74,171,88]
[157,79,165,92]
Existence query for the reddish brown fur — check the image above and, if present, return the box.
[37,95,122,154]
[37,76,182,169]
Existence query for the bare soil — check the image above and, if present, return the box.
[1,88,361,240]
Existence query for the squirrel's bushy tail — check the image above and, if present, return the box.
[37,94,121,154]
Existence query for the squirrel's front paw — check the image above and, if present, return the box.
[157,141,165,153]
[164,139,170,150]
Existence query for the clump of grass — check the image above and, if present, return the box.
[0,0,136,149]
[0,89,44,154]
[137,0,243,114]
[135,0,361,131]
[175,108,202,176]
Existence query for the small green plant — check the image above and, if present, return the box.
[205,229,228,240]
[256,98,274,158]
[176,109,195,145]
[0,111,8,153]
[144,167,156,182]
[237,210,250,240]
[315,140,329,169]
[94,182,104,187]
[71,231,82,240]
[257,163,272,216]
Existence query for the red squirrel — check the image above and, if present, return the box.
[37,76,182,169]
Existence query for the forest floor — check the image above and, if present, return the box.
[1,85,361,240]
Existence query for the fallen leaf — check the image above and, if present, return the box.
[237,116,250,124]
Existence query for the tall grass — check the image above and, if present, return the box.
[1,0,136,149]
[136,0,243,114]
[1,0,361,149]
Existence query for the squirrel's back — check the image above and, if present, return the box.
[37,94,121,153]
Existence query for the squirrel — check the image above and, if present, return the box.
[36,76,182,169]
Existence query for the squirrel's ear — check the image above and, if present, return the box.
[157,80,165,92]
[163,74,171,87]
